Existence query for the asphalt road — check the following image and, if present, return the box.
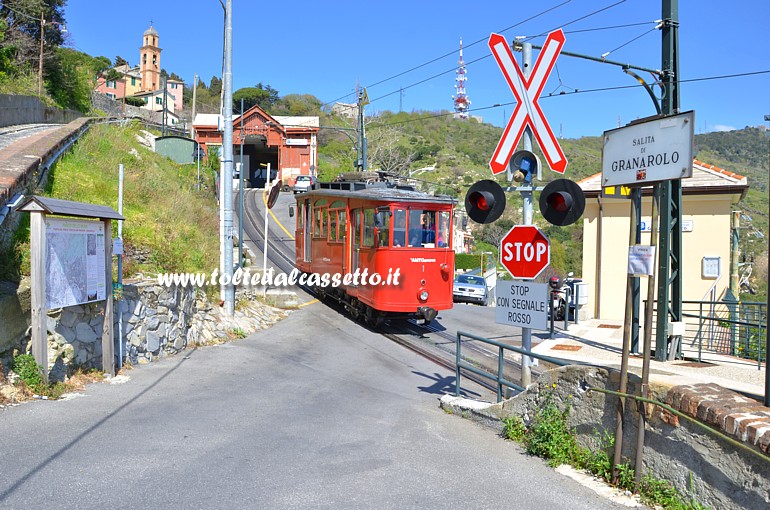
[0,303,628,510]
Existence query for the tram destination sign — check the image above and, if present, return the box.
[601,111,694,187]
[495,280,548,331]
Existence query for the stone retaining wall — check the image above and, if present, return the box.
[1,279,289,381]
[441,365,770,510]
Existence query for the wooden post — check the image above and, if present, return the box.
[29,212,48,382]
[101,219,115,376]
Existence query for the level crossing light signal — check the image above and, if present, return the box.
[465,179,506,224]
[539,178,586,226]
[509,149,541,184]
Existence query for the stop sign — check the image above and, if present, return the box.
[500,225,550,279]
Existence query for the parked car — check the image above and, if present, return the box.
[292,175,316,194]
[453,273,488,305]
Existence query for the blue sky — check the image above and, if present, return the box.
[63,0,769,139]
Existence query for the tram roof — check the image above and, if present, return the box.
[300,186,457,205]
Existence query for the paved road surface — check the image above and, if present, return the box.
[0,303,627,510]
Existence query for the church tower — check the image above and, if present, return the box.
[139,25,161,92]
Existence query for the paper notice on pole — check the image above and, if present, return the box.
[45,217,106,309]
[628,245,655,276]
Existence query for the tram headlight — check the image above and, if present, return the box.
[418,289,429,301]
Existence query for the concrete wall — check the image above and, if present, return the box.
[0,95,81,128]
[441,365,770,510]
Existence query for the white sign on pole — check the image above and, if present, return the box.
[628,245,656,276]
[494,280,549,331]
[601,111,695,187]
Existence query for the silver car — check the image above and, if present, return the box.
[293,175,316,194]
[453,274,488,305]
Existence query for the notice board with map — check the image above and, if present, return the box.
[45,217,106,309]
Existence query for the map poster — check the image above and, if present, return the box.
[45,217,106,310]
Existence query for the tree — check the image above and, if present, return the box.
[0,0,66,97]
[114,55,128,67]
[209,75,221,96]
[367,124,415,177]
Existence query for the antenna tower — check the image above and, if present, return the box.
[452,38,470,119]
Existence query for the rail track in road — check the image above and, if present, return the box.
[239,188,533,397]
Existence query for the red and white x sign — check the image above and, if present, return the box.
[488,29,568,175]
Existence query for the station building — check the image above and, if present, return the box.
[578,160,749,321]
[192,105,318,190]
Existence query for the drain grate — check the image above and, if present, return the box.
[598,324,622,329]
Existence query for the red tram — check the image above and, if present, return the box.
[294,179,455,326]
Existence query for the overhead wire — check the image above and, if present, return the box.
[358,0,636,111]
[320,0,575,108]
[366,69,770,130]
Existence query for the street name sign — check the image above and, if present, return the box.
[601,111,695,187]
[488,30,568,175]
[500,225,550,280]
[495,280,548,331]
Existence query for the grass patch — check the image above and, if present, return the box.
[5,354,106,401]
[0,121,221,280]
[501,393,708,509]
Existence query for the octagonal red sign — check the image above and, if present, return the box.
[500,225,550,279]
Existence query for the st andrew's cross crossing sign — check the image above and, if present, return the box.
[488,29,568,175]
[500,225,550,280]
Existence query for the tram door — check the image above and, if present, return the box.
[350,209,360,282]
[304,200,312,262]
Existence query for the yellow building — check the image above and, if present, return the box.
[578,160,748,321]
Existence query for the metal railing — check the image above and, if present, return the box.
[455,330,569,402]
[645,300,766,366]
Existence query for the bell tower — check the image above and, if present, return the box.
[139,24,161,92]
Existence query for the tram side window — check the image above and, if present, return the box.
[437,211,450,248]
[376,210,389,248]
[314,207,328,238]
[338,210,347,241]
[408,209,436,246]
[363,209,376,247]
[393,209,406,247]
[329,210,338,242]
[297,202,304,229]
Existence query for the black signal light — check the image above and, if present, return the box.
[539,179,585,226]
[465,179,506,224]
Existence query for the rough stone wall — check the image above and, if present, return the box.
[90,92,163,125]
[0,95,82,128]
[1,279,288,380]
[441,365,770,510]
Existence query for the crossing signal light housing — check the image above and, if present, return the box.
[539,178,586,226]
[509,149,541,184]
[465,179,506,224]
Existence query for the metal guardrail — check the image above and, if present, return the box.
[455,330,569,402]
[646,300,767,366]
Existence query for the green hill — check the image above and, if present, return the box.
[0,121,220,281]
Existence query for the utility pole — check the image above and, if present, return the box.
[162,74,168,136]
[655,0,683,361]
[765,115,770,407]
[239,98,244,268]
[520,42,534,388]
[190,74,198,138]
[38,12,44,96]
[221,0,235,315]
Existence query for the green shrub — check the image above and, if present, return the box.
[501,415,526,442]
[13,354,44,392]
[523,396,582,467]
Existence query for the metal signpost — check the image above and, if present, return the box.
[488,29,565,387]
